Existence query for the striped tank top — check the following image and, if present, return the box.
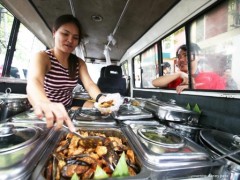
[44,50,79,107]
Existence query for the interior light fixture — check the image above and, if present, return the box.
[91,15,103,22]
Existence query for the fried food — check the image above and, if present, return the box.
[99,100,114,108]
[131,100,140,106]
[44,130,140,179]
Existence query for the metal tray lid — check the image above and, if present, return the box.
[145,99,194,113]
[0,126,54,180]
[72,108,117,126]
[0,88,28,101]
[168,122,207,133]
[120,120,160,126]
[10,109,48,124]
[137,126,185,148]
[112,104,153,120]
[200,129,240,164]
[122,124,213,170]
[143,99,200,123]
[0,123,40,152]
[73,119,117,126]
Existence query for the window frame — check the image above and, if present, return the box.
[131,0,240,94]
[0,11,47,81]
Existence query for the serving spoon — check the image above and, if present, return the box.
[213,148,240,161]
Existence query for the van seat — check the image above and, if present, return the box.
[97,65,127,96]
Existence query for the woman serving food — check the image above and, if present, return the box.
[26,14,121,132]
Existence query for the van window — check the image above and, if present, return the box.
[133,55,141,88]
[190,0,239,90]
[141,44,159,88]
[0,4,14,77]
[11,24,46,79]
[0,4,46,80]
[161,27,186,78]
[121,60,129,77]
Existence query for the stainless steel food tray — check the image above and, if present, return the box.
[10,109,45,123]
[73,118,117,126]
[112,105,153,120]
[120,120,160,126]
[31,127,151,180]
[0,122,52,180]
[143,99,200,123]
[72,108,117,126]
[122,123,223,171]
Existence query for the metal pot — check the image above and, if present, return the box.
[200,129,240,179]
[0,89,31,122]
[137,126,185,153]
[0,122,41,168]
[143,99,200,123]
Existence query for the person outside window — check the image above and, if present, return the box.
[163,62,171,75]
[152,44,189,93]
[152,44,226,93]
[222,67,238,90]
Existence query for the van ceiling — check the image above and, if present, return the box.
[28,0,179,63]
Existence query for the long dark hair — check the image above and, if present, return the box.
[53,14,82,44]
[53,14,82,79]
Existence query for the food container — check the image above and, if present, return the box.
[0,122,41,168]
[0,89,31,121]
[143,99,200,123]
[31,127,151,180]
[0,122,56,180]
[200,129,240,179]
[72,108,117,126]
[121,123,223,179]
[10,109,45,123]
[137,126,185,154]
[112,104,153,120]
[168,122,207,143]
[119,119,160,127]
[94,93,123,114]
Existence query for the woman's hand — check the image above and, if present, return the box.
[33,101,76,132]
[176,72,189,94]
[176,84,188,94]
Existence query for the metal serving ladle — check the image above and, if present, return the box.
[213,135,240,161]
[213,148,240,161]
